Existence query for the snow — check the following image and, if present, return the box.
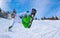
[0,18,60,38]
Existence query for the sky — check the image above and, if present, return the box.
[0,0,60,18]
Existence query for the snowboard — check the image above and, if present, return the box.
[28,8,37,28]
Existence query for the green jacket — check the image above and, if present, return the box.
[22,15,31,28]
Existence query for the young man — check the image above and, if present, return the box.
[8,10,29,31]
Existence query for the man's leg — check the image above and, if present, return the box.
[8,20,15,31]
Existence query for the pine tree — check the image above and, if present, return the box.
[35,18,37,20]
[56,16,58,20]
[0,8,2,12]
[0,8,4,18]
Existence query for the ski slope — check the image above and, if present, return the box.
[0,18,60,38]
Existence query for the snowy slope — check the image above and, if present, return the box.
[0,18,60,38]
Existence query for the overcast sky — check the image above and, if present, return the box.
[0,0,60,18]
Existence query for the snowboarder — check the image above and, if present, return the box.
[22,8,37,28]
[8,8,37,31]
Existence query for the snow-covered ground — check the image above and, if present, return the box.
[0,18,60,38]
